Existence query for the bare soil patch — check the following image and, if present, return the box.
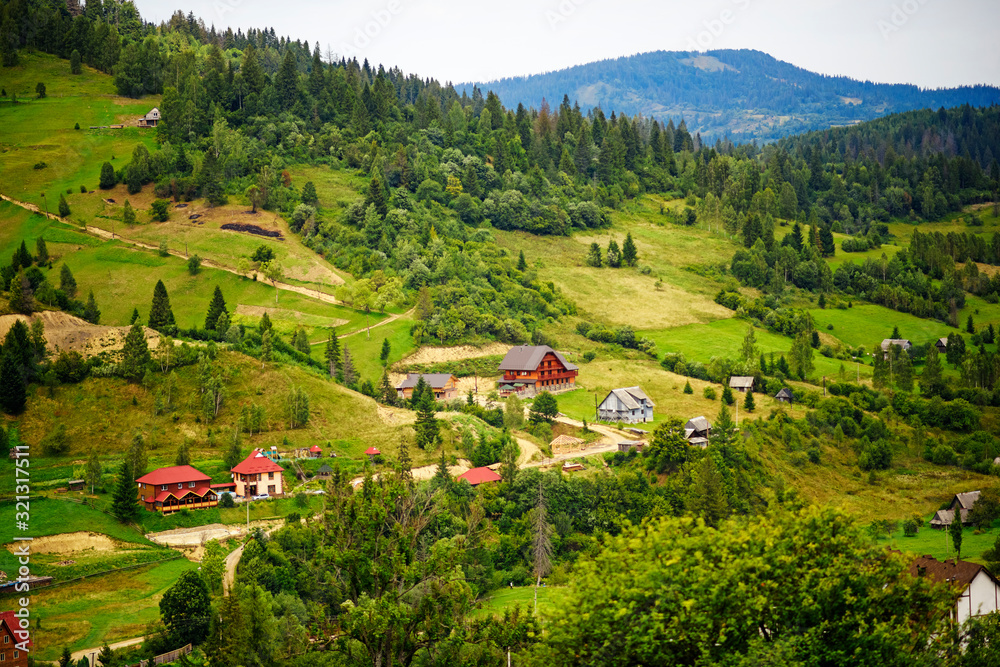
[0,311,159,358]
[12,532,118,555]
[220,222,283,239]
[401,342,511,366]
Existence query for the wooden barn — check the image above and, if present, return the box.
[497,345,578,397]
[684,416,712,447]
[137,107,160,127]
[729,376,755,393]
[597,386,654,424]
[775,388,794,404]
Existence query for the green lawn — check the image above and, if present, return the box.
[809,304,954,350]
[474,585,565,621]
[0,497,154,545]
[332,316,417,385]
[878,520,1000,566]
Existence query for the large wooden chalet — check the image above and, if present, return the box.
[135,465,219,513]
[497,345,578,397]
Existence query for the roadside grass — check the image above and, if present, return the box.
[0,52,159,209]
[135,494,325,533]
[474,585,565,621]
[6,558,195,660]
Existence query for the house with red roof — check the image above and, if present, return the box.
[0,610,32,666]
[909,555,1000,625]
[231,449,285,497]
[308,444,323,458]
[135,465,219,513]
[457,466,502,486]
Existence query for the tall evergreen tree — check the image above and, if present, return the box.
[275,49,299,110]
[921,348,945,396]
[99,161,116,189]
[119,322,151,381]
[413,389,440,450]
[379,338,391,366]
[58,192,70,217]
[622,232,638,267]
[83,290,100,324]
[148,280,175,331]
[342,345,357,387]
[517,250,528,271]
[111,460,138,523]
[8,269,33,314]
[324,327,341,380]
[59,263,77,297]
[260,330,272,364]
[35,237,48,265]
[0,351,26,414]
[204,285,228,330]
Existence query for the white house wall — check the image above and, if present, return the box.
[958,570,1000,625]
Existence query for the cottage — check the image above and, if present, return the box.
[316,463,334,479]
[396,373,459,401]
[550,434,585,455]
[597,386,655,424]
[684,416,712,447]
[930,491,981,529]
[729,376,755,393]
[936,337,949,354]
[775,388,794,404]
[457,466,502,486]
[617,440,646,453]
[0,610,31,667]
[137,107,160,127]
[68,479,85,491]
[308,444,323,458]
[498,345,578,397]
[231,450,285,498]
[135,465,219,513]
[880,338,912,359]
[909,555,1000,625]
[364,446,381,461]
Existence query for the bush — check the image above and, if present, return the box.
[703,387,717,401]
[903,518,919,537]
[807,447,821,464]
[219,493,235,508]
[187,255,202,274]
[150,199,170,222]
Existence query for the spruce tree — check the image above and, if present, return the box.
[967,314,975,334]
[379,370,396,405]
[722,385,735,406]
[606,239,621,268]
[8,269,33,314]
[14,241,31,270]
[260,330,272,363]
[342,346,357,387]
[380,338,391,365]
[517,250,528,271]
[292,327,310,354]
[204,285,228,330]
[0,351,26,414]
[58,193,70,217]
[921,348,944,396]
[35,237,48,265]
[622,232,638,267]
[111,461,139,523]
[83,290,100,324]
[414,391,440,449]
[324,328,341,379]
[122,199,136,225]
[258,311,273,335]
[891,325,901,339]
[99,161,116,189]
[70,49,81,74]
[59,263,76,297]
[130,307,140,324]
[148,280,175,332]
[301,181,318,205]
[743,390,755,413]
[120,323,151,382]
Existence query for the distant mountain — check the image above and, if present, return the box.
[458,49,1000,143]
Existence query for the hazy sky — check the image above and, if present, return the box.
[134,0,1000,89]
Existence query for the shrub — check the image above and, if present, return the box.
[219,493,235,508]
[33,161,48,170]
[187,255,202,274]
[903,518,919,537]
[583,350,596,363]
[703,387,717,401]
[150,199,170,222]
[683,380,693,394]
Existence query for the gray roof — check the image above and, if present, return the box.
[396,373,455,390]
[953,491,981,510]
[880,339,911,351]
[317,463,333,474]
[601,386,655,410]
[938,337,949,346]
[685,416,711,433]
[775,388,793,399]
[498,345,578,372]
[729,376,755,389]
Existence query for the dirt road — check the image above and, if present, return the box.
[70,636,145,666]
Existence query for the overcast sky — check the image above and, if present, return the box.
[133,0,1000,89]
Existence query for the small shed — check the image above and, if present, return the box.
[729,376,755,393]
[137,107,160,127]
[684,417,712,447]
[880,339,912,359]
[316,463,333,479]
[617,440,646,453]
[457,466,502,486]
[597,386,655,423]
[550,434,585,455]
[364,446,381,461]
[68,479,85,491]
[775,388,794,404]
[308,444,323,458]
[936,337,949,354]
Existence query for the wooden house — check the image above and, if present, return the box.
[137,107,160,127]
[597,386,654,423]
[936,337,949,354]
[136,465,219,513]
[617,440,646,453]
[457,466,502,486]
[497,345,578,397]
[550,434,585,455]
[684,417,712,447]
[396,373,459,401]
[0,610,31,667]
[880,338,912,359]
[930,491,981,529]
[729,376,755,393]
[909,555,1000,624]
[775,388,794,404]
[230,450,285,498]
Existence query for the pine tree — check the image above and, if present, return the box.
[258,311,273,334]
[83,290,100,324]
[292,327,310,354]
[379,338,391,365]
[967,314,975,334]
[683,380,693,394]
[59,263,77,297]
[119,322,151,382]
[99,161,116,189]
[896,350,913,392]
[606,239,621,268]
[111,461,138,523]
[743,390,755,413]
[260,330,272,364]
[35,237,48,265]
[200,285,227,331]
[921,347,945,396]
[413,391,440,449]
[58,193,70,217]
[148,280,175,331]
[130,307,140,324]
[301,181,318,205]
[13,241,31,270]
[59,646,72,667]
[722,385,735,406]
[324,328,341,380]
[70,49,81,74]
[586,242,603,267]
[431,448,451,492]
[517,250,528,271]
[378,371,396,405]
[342,346,357,387]
[122,199,136,225]
[622,232,638,267]
[891,325,901,339]
[0,351,26,414]
[8,269,33,314]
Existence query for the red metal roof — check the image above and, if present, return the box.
[0,610,32,646]
[150,487,217,503]
[365,446,381,456]
[231,450,285,474]
[309,444,322,452]
[135,465,211,486]
[457,466,502,486]
[211,482,237,489]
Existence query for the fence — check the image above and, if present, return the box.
[124,643,192,667]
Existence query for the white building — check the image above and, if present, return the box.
[910,555,1000,625]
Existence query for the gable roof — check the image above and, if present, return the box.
[938,337,949,346]
[136,465,212,486]
[952,490,981,510]
[231,450,285,475]
[729,376,755,389]
[0,610,32,646]
[775,388,794,399]
[498,345,578,372]
[880,338,912,351]
[457,466,502,485]
[550,434,585,448]
[685,416,711,434]
[601,386,655,410]
[909,555,999,589]
[396,373,456,390]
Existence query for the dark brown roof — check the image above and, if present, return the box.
[396,373,455,390]
[498,345,578,372]
[908,555,996,588]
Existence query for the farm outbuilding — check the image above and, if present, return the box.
[597,386,654,423]
[684,417,712,447]
[729,376,755,393]
[775,388,794,404]
[137,107,160,127]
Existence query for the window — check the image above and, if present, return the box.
[2,635,7,643]
[178,483,183,489]
[268,472,274,480]
[189,481,196,488]
[161,485,168,491]
[268,485,276,494]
